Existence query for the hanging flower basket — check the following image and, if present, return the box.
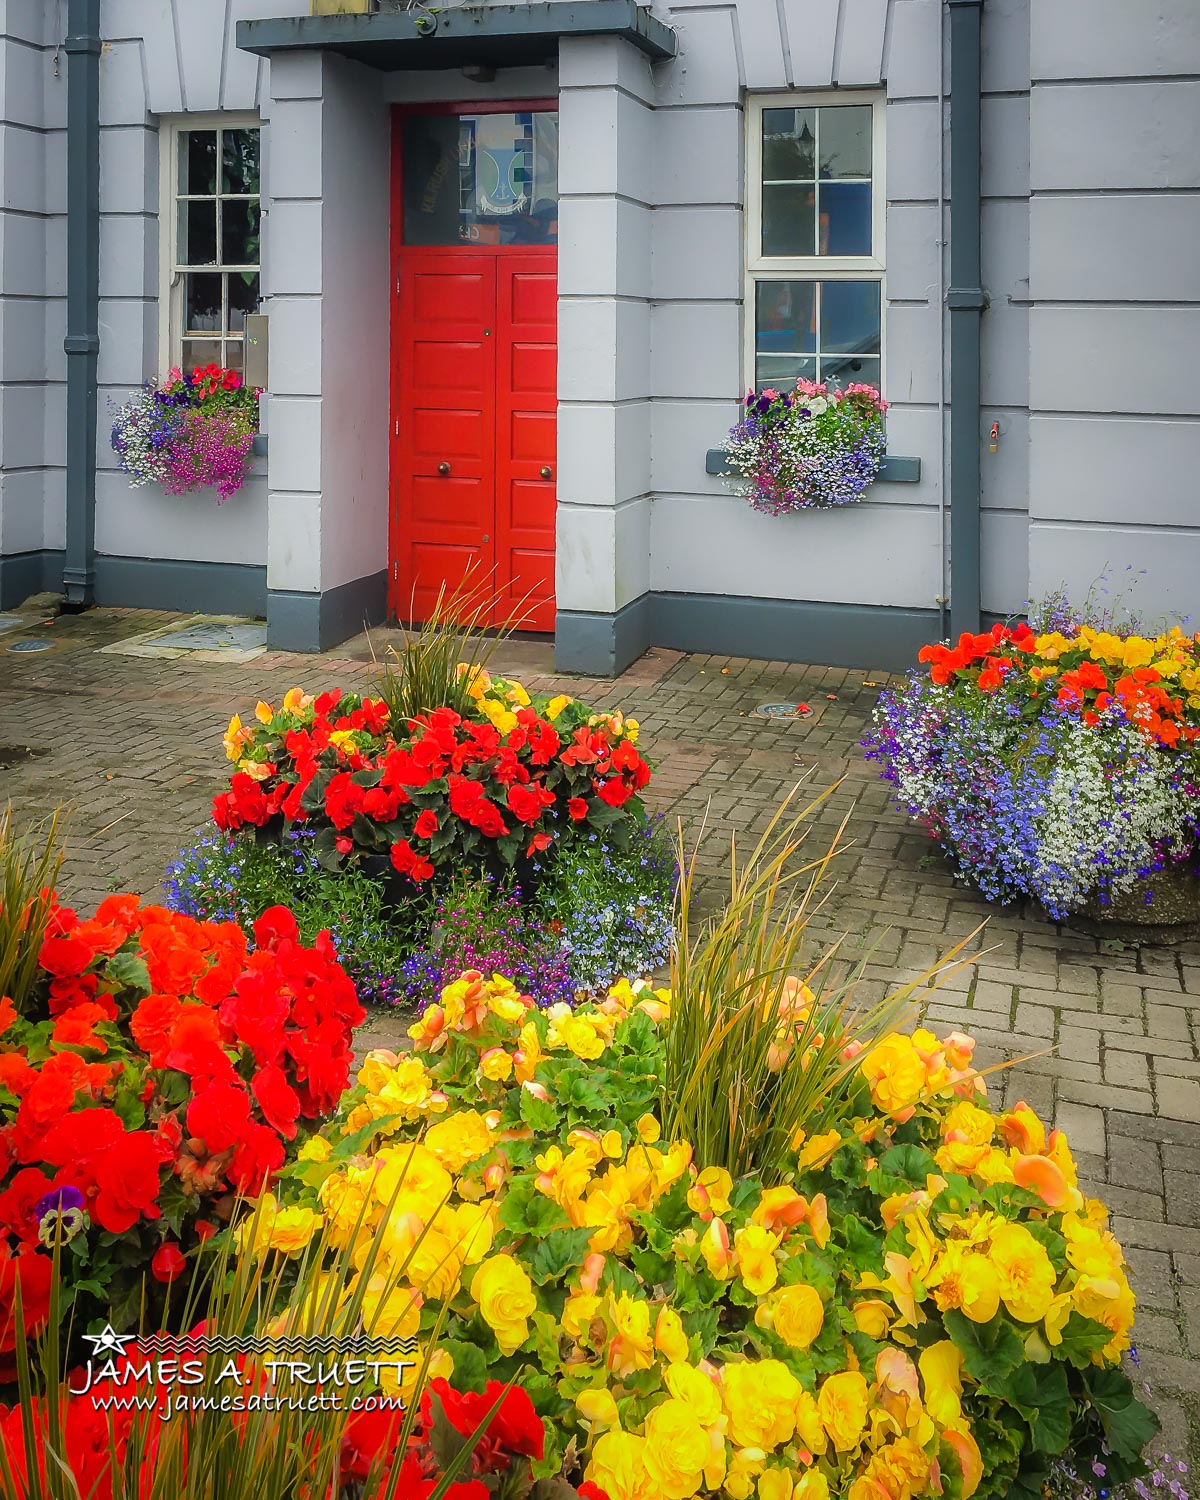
[721,381,887,515]
[111,365,261,504]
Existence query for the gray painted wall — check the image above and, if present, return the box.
[1025,0,1200,624]
[2,0,1199,651]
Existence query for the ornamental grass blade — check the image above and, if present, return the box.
[369,564,541,727]
[661,781,985,1182]
[0,806,64,1018]
[6,1165,501,1500]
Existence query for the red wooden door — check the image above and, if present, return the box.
[393,254,497,626]
[495,257,557,632]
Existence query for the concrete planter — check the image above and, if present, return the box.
[1065,864,1200,944]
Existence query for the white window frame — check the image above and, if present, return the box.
[158,112,262,374]
[744,91,886,394]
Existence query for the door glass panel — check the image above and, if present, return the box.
[403,111,558,246]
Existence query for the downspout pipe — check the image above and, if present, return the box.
[946,0,986,639]
[62,0,101,609]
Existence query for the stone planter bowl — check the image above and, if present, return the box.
[1065,864,1200,945]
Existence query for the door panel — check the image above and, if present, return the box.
[392,247,556,631]
[394,255,496,620]
[494,258,557,631]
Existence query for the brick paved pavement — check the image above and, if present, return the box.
[0,606,1197,1464]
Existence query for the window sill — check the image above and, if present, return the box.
[704,449,921,483]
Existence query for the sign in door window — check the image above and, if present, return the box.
[403,112,558,246]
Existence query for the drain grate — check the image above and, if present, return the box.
[755,702,812,719]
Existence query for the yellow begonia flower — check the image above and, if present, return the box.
[359,1273,420,1341]
[576,1387,620,1429]
[546,693,572,720]
[689,1165,733,1216]
[665,1361,723,1428]
[282,687,310,714]
[374,1142,452,1216]
[469,1252,536,1356]
[422,1110,496,1173]
[918,1340,963,1425]
[222,713,252,761]
[722,1359,800,1451]
[941,1099,996,1146]
[644,1397,713,1498]
[817,1369,870,1452]
[859,1035,927,1115]
[585,1430,654,1500]
[298,1135,332,1163]
[990,1222,1057,1322]
[852,1298,893,1338]
[793,1473,830,1500]
[654,1305,690,1363]
[796,1129,842,1172]
[927,1242,1001,1324]
[757,1281,824,1349]
[237,1192,318,1257]
[562,1291,601,1341]
[479,1047,513,1084]
[607,1292,656,1375]
[758,1470,795,1500]
[1072,1271,1137,1361]
[636,1112,662,1144]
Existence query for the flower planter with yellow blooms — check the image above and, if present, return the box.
[249,971,1156,1500]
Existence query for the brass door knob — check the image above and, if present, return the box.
[539,465,552,480]
[437,462,451,476]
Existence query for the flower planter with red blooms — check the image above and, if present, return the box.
[0,894,363,1363]
[213,675,652,891]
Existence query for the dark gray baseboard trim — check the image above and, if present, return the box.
[555,594,653,676]
[557,592,941,677]
[0,549,66,609]
[93,555,268,616]
[268,569,388,652]
[705,449,922,483]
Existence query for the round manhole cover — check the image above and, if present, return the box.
[755,702,811,719]
[7,639,53,653]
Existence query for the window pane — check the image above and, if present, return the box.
[819,106,872,179]
[223,341,244,375]
[762,107,815,180]
[221,198,261,267]
[818,181,872,255]
[183,338,222,375]
[821,353,881,391]
[221,129,260,194]
[185,273,222,334]
[756,281,817,355]
[228,273,259,331]
[762,184,816,257]
[821,280,881,354]
[179,131,217,196]
[403,111,558,246]
[178,198,217,265]
[755,354,818,392]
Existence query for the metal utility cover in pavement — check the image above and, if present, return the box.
[98,616,268,661]
[7,639,53,653]
[151,621,265,652]
[755,703,810,718]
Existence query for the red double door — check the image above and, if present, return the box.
[391,251,558,632]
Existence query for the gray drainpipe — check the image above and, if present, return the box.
[62,0,101,609]
[947,0,986,639]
